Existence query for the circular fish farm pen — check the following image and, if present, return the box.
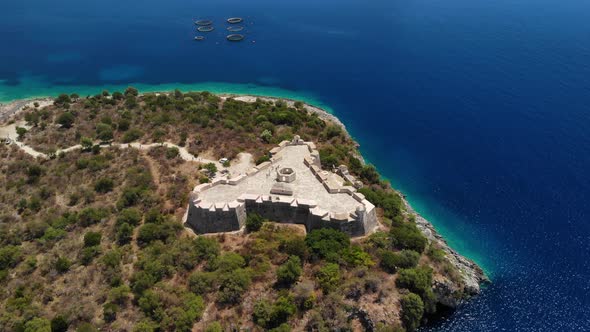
[226,34,245,42]
[197,26,215,32]
[195,19,213,26]
[227,26,244,32]
[194,36,205,41]
[227,17,243,24]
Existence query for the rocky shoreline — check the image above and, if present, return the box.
[1,92,488,303]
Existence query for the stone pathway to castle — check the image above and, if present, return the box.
[0,121,256,177]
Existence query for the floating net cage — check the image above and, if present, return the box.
[226,34,245,41]
[227,17,243,24]
[197,26,215,32]
[195,19,213,26]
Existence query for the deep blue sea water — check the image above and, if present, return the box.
[2,0,590,330]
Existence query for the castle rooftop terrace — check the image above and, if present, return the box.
[197,144,361,214]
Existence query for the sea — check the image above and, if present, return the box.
[1,0,590,330]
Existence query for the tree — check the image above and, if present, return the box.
[16,126,27,140]
[125,86,139,97]
[400,293,424,332]
[112,91,124,100]
[246,213,265,232]
[83,231,102,247]
[56,112,75,128]
[94,178,114,193]
[316,263,340,293]
[276,255,302,286]
[55,93,71,105]
[203,162,217,176]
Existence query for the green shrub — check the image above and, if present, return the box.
[427,246,446,262]
[0,245,22,270]
[390,222,427,253]
[316,263,340,293]
[136,221,182,246]
[400,293,424,332]
[116,222,133,244]
[358,187,403,220]
[166,147,180,159]
[279,237,308,261]
[103,302,118,322]
[56,112,75,128]
[117,208,142,226]
[256,154,271,165]
[188,271,217,295]
[55,256,72,273]
[305,228,350,261]
[193,236,220,262]
[24,317,51,332]
[396,267,436,312]
[122,128,143,143]
[94,178,114,193]
[341,245,374,267]
[78,207,108,227]
[80,246,101,265]
[253,296,297,329]
[246,213,265,232]
[217,268,251,304]
[380,250,420,273]
[205,322,223,332]
[77,322,98,332]
[211,252,245,272]
[96,123,114,141]
[276,255,302,286]
[109,285,131,304]
[118,118,130,131]
[83,231,102,247]
[50,315,69,332]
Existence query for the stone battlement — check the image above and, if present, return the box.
[185,136,377,237]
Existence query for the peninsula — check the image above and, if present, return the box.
[0,89,487,331]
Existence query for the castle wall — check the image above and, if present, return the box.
[186,201,246,234]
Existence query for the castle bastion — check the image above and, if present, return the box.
[185,136,377,237]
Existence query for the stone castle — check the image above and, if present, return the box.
[185,136,377,237]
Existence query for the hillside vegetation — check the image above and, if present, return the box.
[1,89,465,332]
